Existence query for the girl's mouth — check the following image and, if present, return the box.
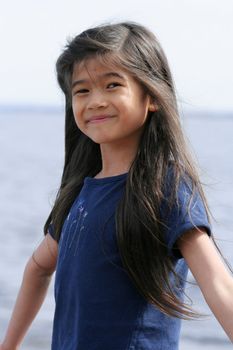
[87,115,115,123]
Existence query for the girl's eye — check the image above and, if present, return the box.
[73,89,89,95]
[107,82,121,89]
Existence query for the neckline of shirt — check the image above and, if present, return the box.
[84,172,128,185]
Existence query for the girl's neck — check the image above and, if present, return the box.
[95,140,139,179]
[94,159,131,178]
[94,169,129,179]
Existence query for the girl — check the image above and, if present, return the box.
[1,21,233,350]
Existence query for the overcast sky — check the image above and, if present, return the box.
[0,0,233,112]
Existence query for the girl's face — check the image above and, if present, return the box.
[71,57,156,145]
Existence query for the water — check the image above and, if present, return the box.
[0,110,232,349]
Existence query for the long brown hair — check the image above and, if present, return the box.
[44,21,214,319]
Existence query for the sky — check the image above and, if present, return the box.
[0,0,233,112]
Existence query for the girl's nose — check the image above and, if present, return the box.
[87,90,108,110]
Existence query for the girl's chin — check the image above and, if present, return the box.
[86,134,117,145]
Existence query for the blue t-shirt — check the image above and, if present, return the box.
[48,170,211,350]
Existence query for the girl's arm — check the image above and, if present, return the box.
[0,233,58,350]
[177,228,233,342]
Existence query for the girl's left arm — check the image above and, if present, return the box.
[177,228,233,342]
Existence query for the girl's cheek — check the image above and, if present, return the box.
[72,101,79,117]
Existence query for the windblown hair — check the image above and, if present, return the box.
[44,21,213,319]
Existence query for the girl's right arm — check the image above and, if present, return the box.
[0,233,58,350]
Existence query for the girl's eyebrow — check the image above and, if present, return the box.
[71,72,125,90]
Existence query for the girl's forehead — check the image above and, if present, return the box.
[72,56,127,81]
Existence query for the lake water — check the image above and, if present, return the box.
[0,109,232,349]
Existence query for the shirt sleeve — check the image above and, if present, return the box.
[160,170,212,259]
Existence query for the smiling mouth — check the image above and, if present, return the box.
[87,116,115,123]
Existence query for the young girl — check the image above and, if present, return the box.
[1,21,233,350]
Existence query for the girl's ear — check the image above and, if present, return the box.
[148,103,158,112]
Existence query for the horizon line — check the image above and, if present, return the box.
[0,103,233,118]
